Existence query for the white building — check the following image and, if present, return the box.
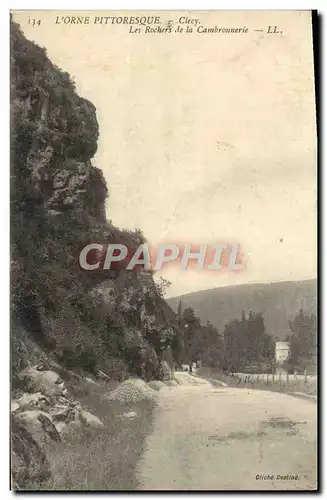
[275,341,290,365]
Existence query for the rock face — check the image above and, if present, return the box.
[11,20,107,220]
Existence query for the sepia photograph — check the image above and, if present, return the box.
[10,9,318,491]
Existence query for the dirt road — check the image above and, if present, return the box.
[137,373,317,491]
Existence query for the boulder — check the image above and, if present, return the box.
[54,418,83,438]
[11,401,20,413]
[122,411,137,419]
[49,404,74,422]
[80,410,104,428]
[11,420,52,489]
[16,392,49,411]
[21,367,67,397]
[53,421,67,435]
[14,410,61,446]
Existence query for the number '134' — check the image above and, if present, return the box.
[28,18,41,26]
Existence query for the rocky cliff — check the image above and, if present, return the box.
[10,18,185,490]
[10,17,181,384]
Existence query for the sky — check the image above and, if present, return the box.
[13,10,317,297]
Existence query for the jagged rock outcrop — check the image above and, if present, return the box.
[11,19,106,220]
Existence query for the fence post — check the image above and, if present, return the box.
[279,372,282,387]
[304,369,308,384]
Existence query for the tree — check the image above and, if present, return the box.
[197,321,224,368]
[288,309,317,373]
[182,308,200,363]
[175,307,224,367]
[177,299,183,328]
[223,311,274,373]
[223,319,243,372]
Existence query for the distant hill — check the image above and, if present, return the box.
[166,279,317,340]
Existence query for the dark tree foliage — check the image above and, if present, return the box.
[223,311,274,373]
[170,304,275,373]
[287,309,317,373]
[182,308,200,363]
[177,307,224,367]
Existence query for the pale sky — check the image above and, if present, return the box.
[13,10,317,297]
